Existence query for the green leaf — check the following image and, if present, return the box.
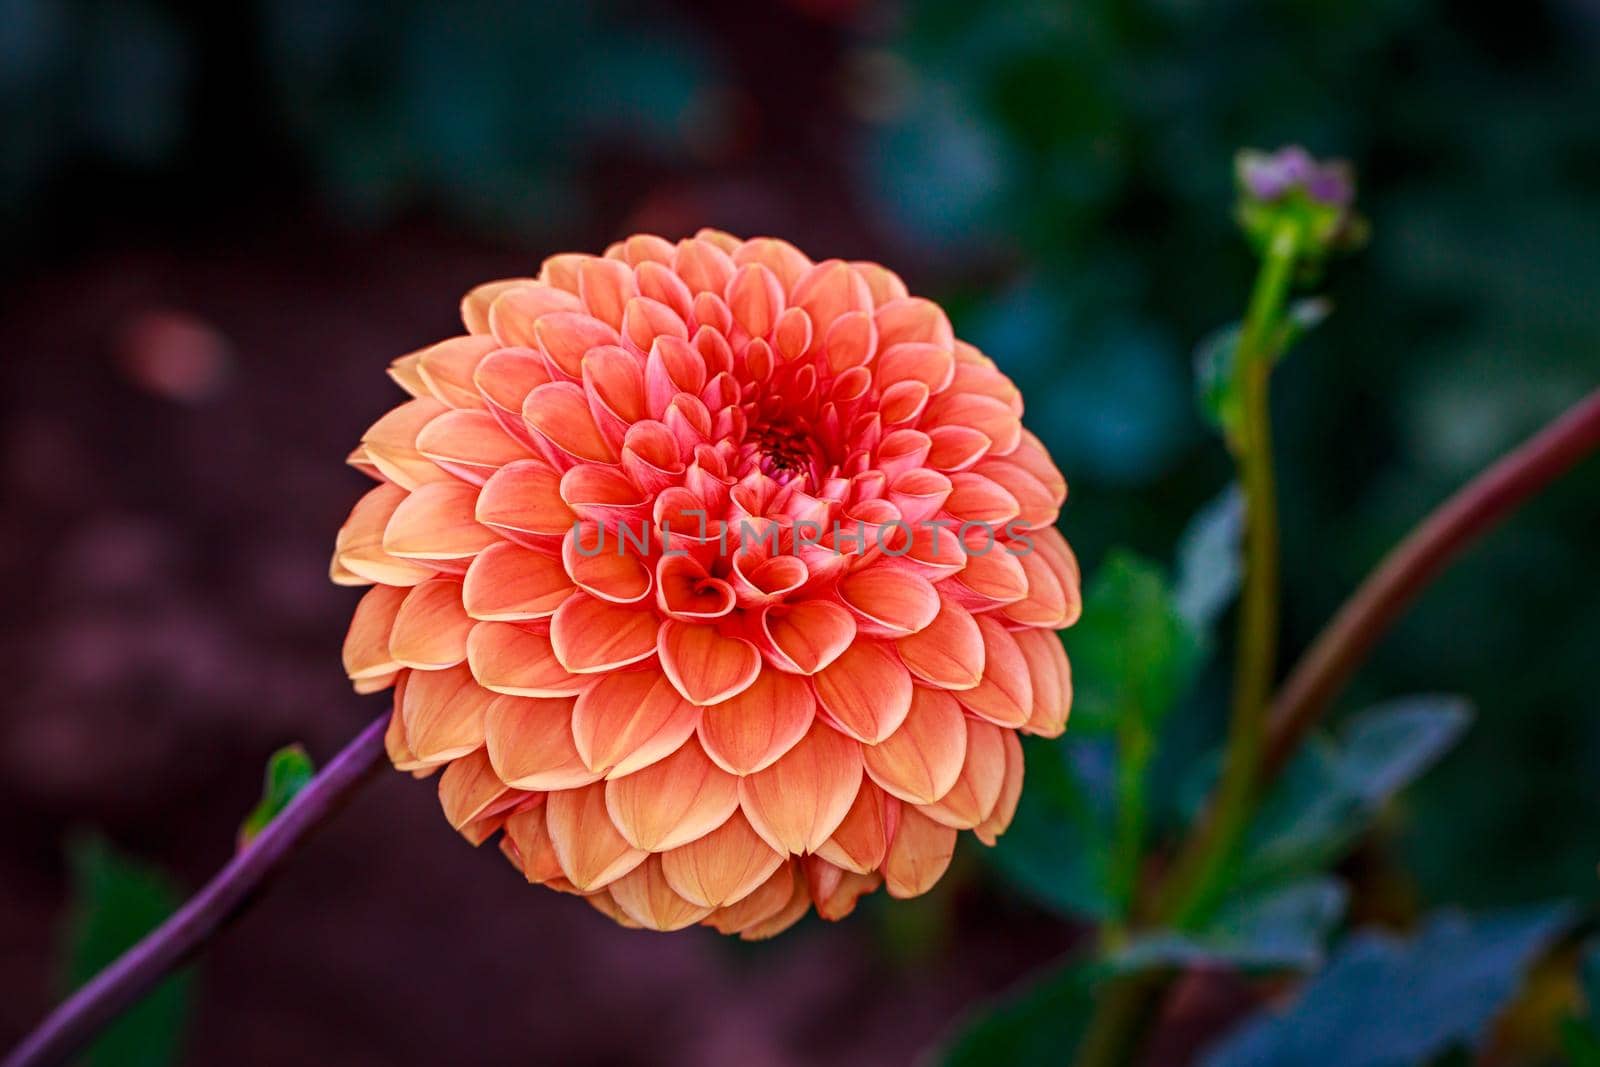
[1240,696,1471,889]
[987,737,1117,920]
[935,960,1097,1066]
[1172,484,1244,635]
[1201,905,1573,1067]
[238,743,316,848]
[1562,1019,1600,1067]
[62,834,192,1067]
[1112,878,1347,973]
[1066,550,1202,737]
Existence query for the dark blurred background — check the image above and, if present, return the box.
[2,1,1598,1063]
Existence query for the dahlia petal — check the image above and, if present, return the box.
[461,278,535,335]
[483,693,599,790]
[415,408,533,485]
[733,237,812,289]
[635,260,695,321]
[862,686,967,805]
[660,810,785,909]
[921,718,1007,829]
[823,310,878,373]
[335,484,436,586]
[1015,628,1072,738]
[893,596,985,691]
[577,256,637,330]
[607,855,715,931]
[875,296,954,348]
[467,621,586,697]
[400,664,489,763]
[924,393,1022,456]
[956,616,1035,728]
[887,468,952,525]
[618,233,676,267]
[416,335,498,409]
[725,263,784,340]
[697,666,816,775]
[503,804,566,884]
[806,859,881,922]
[605,737,739,851]
[580,346,649,452]
[545,781,647,892]
[353,670,399,696]
[1032,527,1084,627]
[851,262,910,306]
[704,862,805,938]
[760,600,856,674]
[342,583,407,683]
[562,525,652,604]
[571,665,698,778]
[944,472,1022,528]
[838,567,940,637]
[974,730,1025,845]
[975,458,1058,530]
[875,342,956,394]
[645,336,709,419]
[673,237,737,295]
[948,544,1030,608]
[738,720,864,855]
[655,554,736,620]
[387,351,429,399]
[473,346,551,443]
[791,260,873,338]
[813,641,912,743]
[1009,429,1068,508]
[486,284,584,350]
[522,311,619,380]
[621,419,686,494]
[925,424,993,473]
[773,305,813,361]
[389,578,473,669]
[1001,544,1071,628]
[814,779,898,874]
[361,397,454,489]
[622,296,689,354]
[382,480,497,561]
[523,381,618,463]
[879,380,931,425]
[475,459,576,545]
[550,595,660,673]
[658,620,761,706]
[438,747,511,831]
[876,428,934,479]
[462,541,573,621]
[881,806,957,899]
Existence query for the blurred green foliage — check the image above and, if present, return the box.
[237,742,316,849]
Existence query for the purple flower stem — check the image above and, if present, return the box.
[5,710,392,1067]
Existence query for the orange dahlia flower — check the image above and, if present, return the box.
[333,231,1080,936]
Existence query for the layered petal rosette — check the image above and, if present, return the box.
[334,231,1081,935]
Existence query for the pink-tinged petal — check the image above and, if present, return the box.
[880,380,931,425]
[975,458,1058,530]
[384,693,423,771]
[388,579,473,669]
[925,425,992,472]
[415,409,532,485]
[334,484,435,587]
[921,717,1007,829]
[704,862,804,937]
[725,263,784,339]
[607,856,715,931]
[622,295,689,353]
[616,233,675,266]
[894,596,985,690]
[572,665,699,778]
[549,595,660,674]
[823,310,877,373]
[655,554,736,621]
[874,342,956,394]
[887,468,951,524]
[346,445,382,483]
[862,686,967,805]
[621,419,686,494]
[730,553,808,608]
[581,345,648,450]
[804,857,881,921]
[1033,527,1084,627]
[387,351,428,399]
[944,471,1022,528]
[698,667,816,775]
[474,347,555,447]
[438,747,512,831]
[814,779,898,874]
[558,463,646,521]
[461,278,536,334]
[483,693,599,790]
[400,664,489,763]
[353,669,399,696]
[876,428,933,478]
[1002,544,1070,628]
[382,480,497,561]
[1015,628,1072,738]
[948,543,1029,609]
[956,616,1035,728]
[605,738,739,851]
[875,296,954,348]
[924,393,1022,455]
[974,730,1025,845]
[361,397,453,489]
[538,253,586,294]
[813,641,912,743]
[467,621,586,697]
[733,236,812,289]
[772,305,814,361]
[1011,429,1068,506]
[658,620,761,706]
[673,237,737,295]
[523,381,618,463]
[545,782,647,891]
[486,284,584,349]
[562,525,652,604]
[475,459,576,547]
[760,600,856,675]
[738,720,864,855]
[417,335,498,409]
[838,567,940,637]
[503,803,566,884]
[645,336,709,419]
[531,311,621,378]
[578,256,637,330]
[791,259,873,337]
[881,806,956,899]
[342,584,407,683]
[462,541,573,621]
[660,810,785,909]
[635,260,694,320]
